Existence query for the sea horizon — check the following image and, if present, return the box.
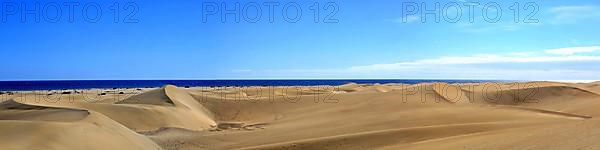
[0,79,512,91]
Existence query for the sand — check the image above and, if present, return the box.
[1,81,600,149]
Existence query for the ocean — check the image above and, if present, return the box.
[0,80,503,91]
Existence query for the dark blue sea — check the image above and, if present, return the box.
[0,80,503,91]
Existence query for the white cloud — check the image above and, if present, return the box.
[234,46,600,80]
[545,46,600,55]
[550,6,598,15]
[454,22,541,33]
[341,46,600,79]
[352,46,600,68]
[548,5,600,24]
[394,16,420,23]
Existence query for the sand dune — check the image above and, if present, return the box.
[118,87,176,106]
[0,100,161,150]
[0,100,89,122]
[337,82,363,92]
[3,81,600,149]
[80,85,217,132]
[11,85,217,132]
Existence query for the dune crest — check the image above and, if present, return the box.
[337,82,363,92]
[118,87,175,106]
[432,83,470,103]
[79,85,218,132]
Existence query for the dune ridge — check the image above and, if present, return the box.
[81,85,217,132]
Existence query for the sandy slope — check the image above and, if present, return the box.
[0,100,161,150]
[2,82,600,150]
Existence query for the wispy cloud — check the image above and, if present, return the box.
[349,46,600,70]
[548,5,600,24]
[545,46,600,55]
[454,22,542,33]
[394,16,420,23]
[345,46,600,79]
[235,46,600,80]
[349,55,600,71]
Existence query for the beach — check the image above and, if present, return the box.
[0,81,599,149]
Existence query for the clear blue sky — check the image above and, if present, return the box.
[1,0,599,80]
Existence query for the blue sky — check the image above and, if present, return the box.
[1,0,599,80]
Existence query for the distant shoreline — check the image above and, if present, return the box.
[0,79,511,91]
